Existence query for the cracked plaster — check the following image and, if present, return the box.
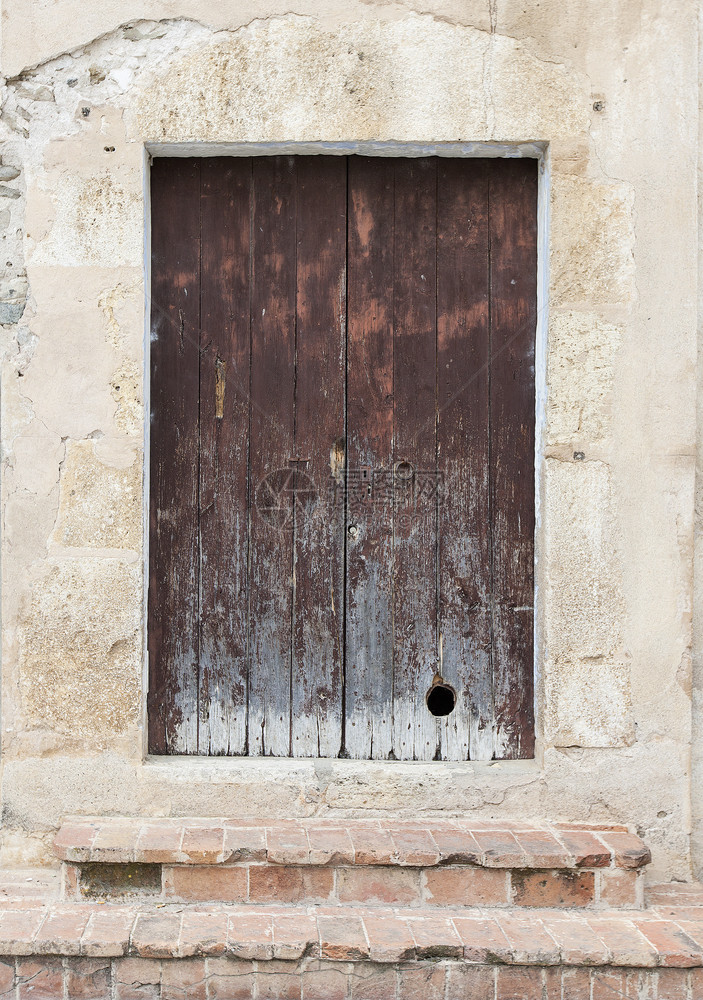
[0,1,698,882]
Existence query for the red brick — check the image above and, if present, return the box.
[424,867,508,906]
[0,960,14,997]
[514,831,571,868]
[34,906,92,955]
[179,910,229,957]
[226,912,273,960]
[363,915,415,963]
[560,968,592,1000]
[248,866,333,904]
[669,917,703,953]
[17,958,64,999]
[301,965,349,1000]
[134,824,184,864]
[542,967,563,1000]
[429,828,481,865]
[690,968,703,998]
[347,827,395,865]
[396,964,445,1000]
[495,967,545,999]
[657,968,691,999]
[53,821,99,862]
[384,827,439,866]
[318,916,369,961]
[62,864,80,901]
[204,957,256,1000]
[540,913,609,964]
[222,827,267,863]
[113,957,161,1000]
[65,959,111,999]
[181,828,225,865]
[511,869,595,907]
[131,912,182,959]
[407,915,462,959]
[496,912,560,964]
[0,907,46,954]
[555,830,611,867]
[266,825,310,865]
[591,969,628,1000]
[446,964,495,1000]
[306,827,355,866]
[256,959,302,1000]
[81,908,135,958]
[164,866,247,902]
[587,916,657,967]
[348,965,396,1000]
[452,916,512,963]
[161,958,207,999]
[599,869,641,908]
[633,918,703,967]
[472,831,526,867]
[597,832,651,870]
[337,867,420,905]
[90,822,140,863]
[271,913,318,960]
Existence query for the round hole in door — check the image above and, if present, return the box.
[426,682,457,717]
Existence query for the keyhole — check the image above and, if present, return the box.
[348,524,358,539]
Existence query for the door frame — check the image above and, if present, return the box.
[141,139,550,762]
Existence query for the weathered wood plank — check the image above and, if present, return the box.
[291,156,347,757]
[198,157,251,755]
[345,156,395,759]
[248,156,297,756]
[148,157,201,754]
[489,159,537,759]
[391,158,439,761]
[436,159,492,761]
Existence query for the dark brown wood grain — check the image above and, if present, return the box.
[148,154,537,761]
[148,157,201,754]
[345,156,395,759]
[291,156,347,757]
[198,158,251,755]
[488,159,537,759]
[391,158,438,761]
[248,156,298,757]
[436,159,492,761]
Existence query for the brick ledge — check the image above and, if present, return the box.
[53,818,650,871]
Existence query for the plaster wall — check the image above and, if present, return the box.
[0,0,697,882]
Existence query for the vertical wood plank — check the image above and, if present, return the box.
[148,157,201,754]
[291,156,347,757]
[391,158,439,761]
[345,156,395,759]
[436,160,492,761]
[489,159,537,759]
[248,156,297,756]
[198,158,251,755]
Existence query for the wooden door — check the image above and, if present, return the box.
[148,155,537,760]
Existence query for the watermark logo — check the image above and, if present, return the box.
[255,459,444,531]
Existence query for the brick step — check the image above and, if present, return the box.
[0,899,701,967]
[54,818,651,910]
[2,882,703,999]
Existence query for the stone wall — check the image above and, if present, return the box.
[0,0,698,881]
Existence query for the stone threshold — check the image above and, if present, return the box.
[53,818,650,870]
[1,900,702,968]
